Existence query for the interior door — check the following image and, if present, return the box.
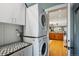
[73,3,79,56]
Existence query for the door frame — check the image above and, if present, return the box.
[67,3,71,56]
[45,3,72,56]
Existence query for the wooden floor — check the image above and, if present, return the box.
[48,40,68,56]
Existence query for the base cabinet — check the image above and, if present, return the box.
[49,32,55,40]
[49,32,64,40]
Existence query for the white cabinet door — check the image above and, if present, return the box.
[0,3,25,25]
[17,3,25,25]
[13,3,25,25]
[0,3,15,23]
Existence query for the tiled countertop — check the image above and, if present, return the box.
[0,42,32,56]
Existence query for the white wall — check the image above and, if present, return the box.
[49,7,67,26]
[0,23,22,46]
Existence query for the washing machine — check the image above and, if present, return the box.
[39,36,48,56]
[23,36,48,56]
[24,4,47,37]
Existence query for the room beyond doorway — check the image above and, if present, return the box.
[46,4,68,56]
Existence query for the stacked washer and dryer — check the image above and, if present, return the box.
[23,4,48,56]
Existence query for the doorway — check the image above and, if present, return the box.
[46,4,68,56]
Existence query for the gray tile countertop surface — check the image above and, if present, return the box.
[0,42,32,56]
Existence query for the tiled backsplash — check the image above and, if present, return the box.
[0,23,22,46]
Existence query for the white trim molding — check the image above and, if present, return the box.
[67,3,71,56]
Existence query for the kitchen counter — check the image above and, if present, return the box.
[0,42,32,56]
[49,32,64,40]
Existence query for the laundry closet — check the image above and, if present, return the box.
[0,3,32,56]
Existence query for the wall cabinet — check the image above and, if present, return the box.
[0,3,25,25]
[0,4,12,23]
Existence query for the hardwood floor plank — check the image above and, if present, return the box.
[49,40,67,56]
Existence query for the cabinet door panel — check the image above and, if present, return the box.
[49,32,55,40]
[0,3,15,23]
[0,3,25,25]
[13,3,25,25]
[55,33,64,40]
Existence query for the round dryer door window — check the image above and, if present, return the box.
[41,15,46,27]
[41,43,46,55]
